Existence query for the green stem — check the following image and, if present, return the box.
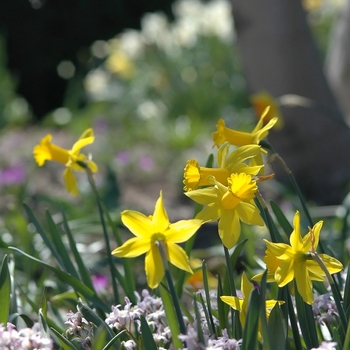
[158,241,187,335]
[84,166,120,305]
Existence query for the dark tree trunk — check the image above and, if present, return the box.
[231,0,350,205]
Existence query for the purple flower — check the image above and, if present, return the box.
[0,164,26,186]
[91,274,108,293]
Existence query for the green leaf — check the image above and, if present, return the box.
[9,247,109,312]
[343,262,350,316]
[270,201,293,237]
[38,308,50,339]
[45,209,79,278]
[102,330,127,350]
[258,271,270,350]
[140,315,158,350]
[294,282,318,349]
[193,294,205,346]
[0,255,10,324]
[61,211,95,290]
[39,286,48,319]
[241,288,260,350]
[267,305,287,350]
[217,273,228,331]
[50,327,79,350]
[159,283,182,350]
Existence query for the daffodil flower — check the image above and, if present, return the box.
[33,128,98,195]
[250,91,284,129]
[254,211,343,304]
[112,191,203,289]
[185,173,264,249]
[221,272,284,329]
[183,143,263,192]
[212,108,278,149]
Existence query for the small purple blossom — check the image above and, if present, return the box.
[115,151,131,166]
[0,164,26,186]
[311,341,337,350]
[312,293,338,325]
[138,155,155,171]
[91,273,108,293]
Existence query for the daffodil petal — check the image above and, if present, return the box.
[219,209,240,249]
[112,237,149,258]
[167,243,192,273]
[185,187,219,205]
[88,160,98,173]
[236,201,264,226]
[152,191,170,233]
[121,210,154,238]
[317,254,343,274]
[63,167,79,195]
[274,259,295,287]
[264,240,292,258]
[166,219,203,243]
[294,262,314,304]
[145,245,164,289]
[71,136,95,155]
[195,203,221,222]
[241,272,253,298]
[220,296,244,311]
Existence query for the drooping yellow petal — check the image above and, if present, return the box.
[167,242,193,273]
[63,167,79,195]
[145,245,164,289]
[264,240,293,259]
[218,209,240,249]
[121,210,154,238]
[294,262,314,304]
[152,192,170,233]
[87,160,99,173]
[317,254,343,273]
[236,201,264,226]
[195,203,221,222]
[241,272,254,298]
[166,219,203,243]
[274,260,295,287]
[112,237,150,258]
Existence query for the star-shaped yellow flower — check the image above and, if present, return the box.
[183,143,263,192]
[221,272,284,328]
[212,109,277,149]
[185,173,264,249]
[255,211,343,304]
[112,191,203,289]
[33,128,98,195]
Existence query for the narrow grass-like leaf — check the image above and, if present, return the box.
[140,315,158,350]
[50,327,79,350]
[217,273,228,331]
[102,330,127,350]
[0,255,10,325]
[100,201,136,304]
[294,283,318,349]
[267,305,286,350]
[9,247,109,312]
[201,260,216,336]
[199,293,214,336]
[23,203,63,269]
[9,313,34,327]
[92,327,108,350]
[270,201,293,237]
[343,262,350,316]
[343,316,350,350]
[45,210,79,278]
[193,293,205,346]
[39,286,48,318]
[159,283,182,350]
[241,288,260,350]
[258,271,270,350]
[38,308,50,338]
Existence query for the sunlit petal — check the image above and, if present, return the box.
[236,201,264,226]
[63,167,78,195]
[145,245,164,289]
[219,209,240,249]
[121,210,154,238]
[294,262,314,304]
[166,219,203,243]
[112,237,150,258]
[167,243,192,273]
[152,191,170,233]
[220,296,244,311]
[275,260,295,286]
[195,203,221,222]
[317,254,343,273]
[185,187,219,205]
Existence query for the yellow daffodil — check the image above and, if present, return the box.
[221,272,284,328]
[112,191,203,289]
[186,258,218,290]
[250,91,284,130]
[185,173,264,249]
[33,128,98,195]
[254,211,343,304]
[212,109,278,148]
[183,143,263,192]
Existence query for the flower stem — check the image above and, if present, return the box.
[157,241,187,335]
